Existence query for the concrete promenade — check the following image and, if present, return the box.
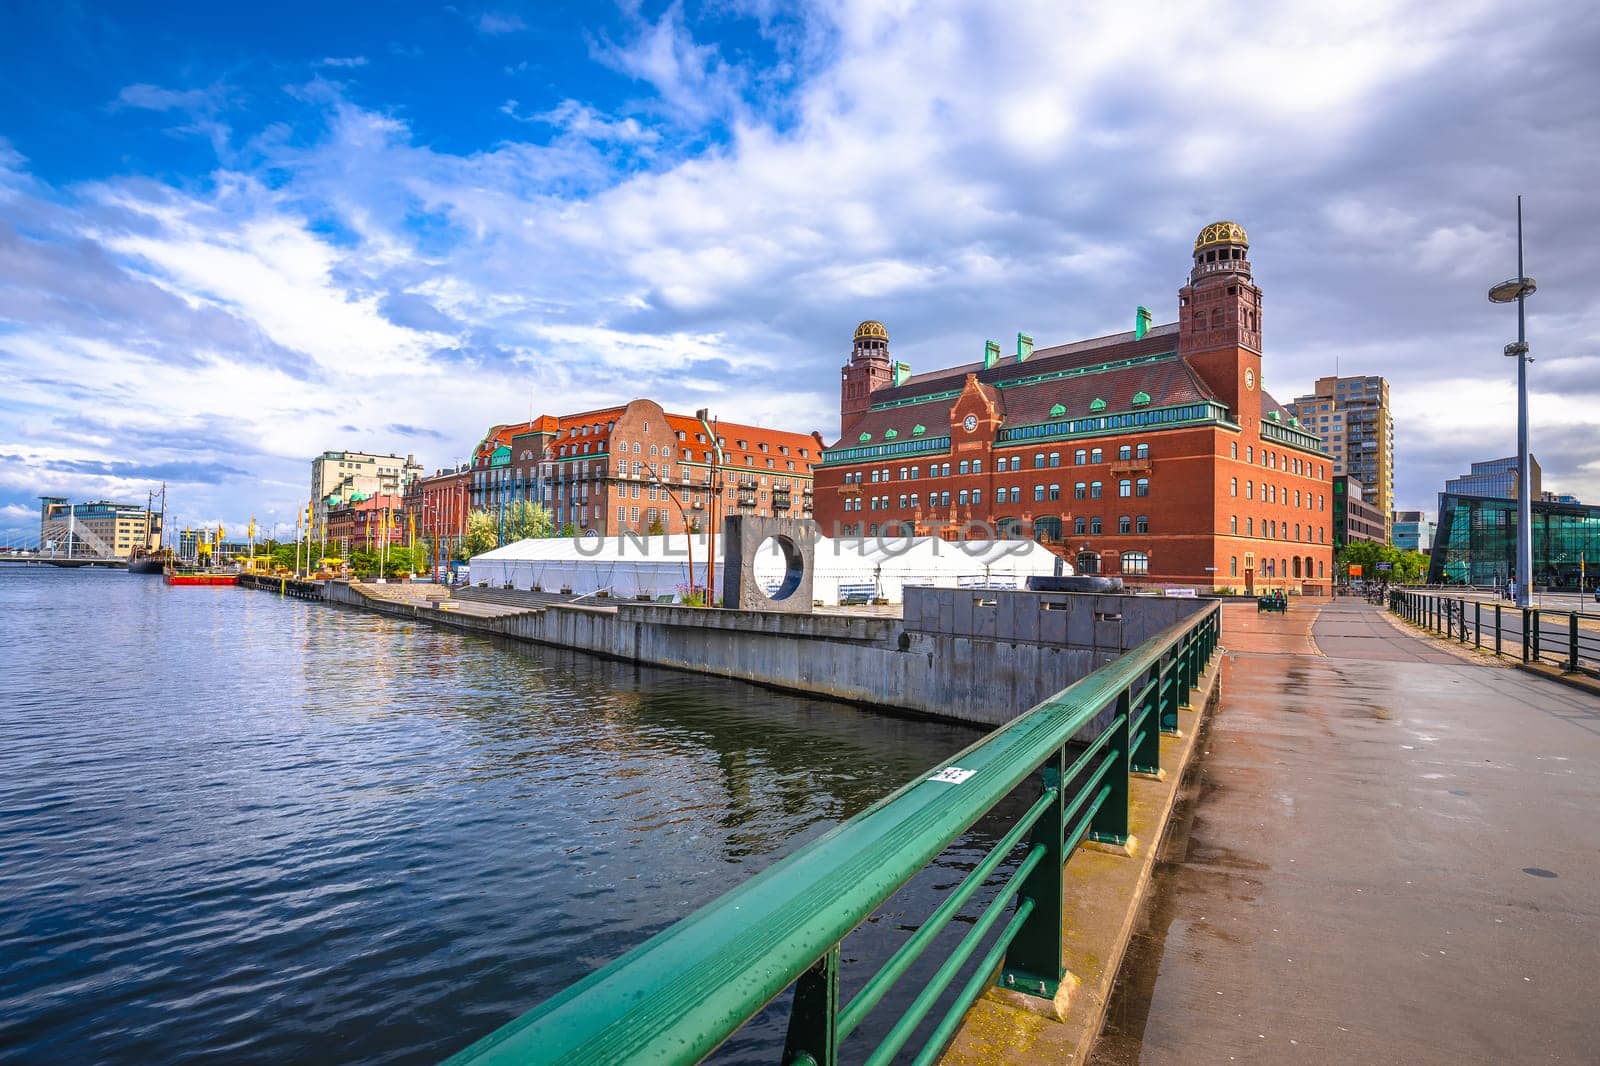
[1090,600,1600,1065]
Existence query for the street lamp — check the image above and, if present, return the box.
[1487,195,1537,608]
[697,408,724,602]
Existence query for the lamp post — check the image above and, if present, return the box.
[1488,196,1537,609]
[697,408,724,603]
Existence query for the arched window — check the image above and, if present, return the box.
[1089,517,1102,534]
[1118,515,1131,534]
[1293,557,1303,578]
[1074,517,1086,535]
[1137,515,1149,534]
[1033,515,1062,542]
[997,516,1023,537]
[1121,551,1150,576]
[1074,449,1087,465]
[1076,551,1100,575]
[1136,443,1149,460]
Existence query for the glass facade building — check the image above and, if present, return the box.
[1428,493,1600,590]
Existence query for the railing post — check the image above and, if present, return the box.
[1459,598,1468,644]
[1521,609,1531,662]
[1091,691,1131,847]
[1132,671,1162,776]
[1475,602,1482,649]
[1000,748,1065,999]
[1532,609,1541,662]
[1495,604,1502,656]
[783,945,839,1066]
[1175,643,1192,711]
[1570,613,1580,673]
[1159,657,1179,735]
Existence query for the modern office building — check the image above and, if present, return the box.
[815,221,1335,591]
[1428,494,1600,590]
[1285,375,1394,539]
[1391,510,1435,554]
[310,451,425,530]
[1441,455,1542,504]
[1332,477,1386,550]
[37,497,162,558]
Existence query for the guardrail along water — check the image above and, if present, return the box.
[445,604,1220,1066]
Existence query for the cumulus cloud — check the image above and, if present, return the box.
[3,0,1598,536]
[474,11,527,35]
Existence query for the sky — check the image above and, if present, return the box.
[1,0,1597,540]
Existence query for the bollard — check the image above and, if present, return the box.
[1495,604,1502,656]
[1570,613,1580,673]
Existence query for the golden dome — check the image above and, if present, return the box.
[1194,221,1249,250]
[854,320,888,342]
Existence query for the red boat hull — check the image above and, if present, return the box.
[165,573,239,586]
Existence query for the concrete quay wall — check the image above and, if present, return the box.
[324,582,1206,727]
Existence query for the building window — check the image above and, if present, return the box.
[1034,485,1046,502]
[1137,515,1149,534]
[972,488,983,505]
[1048,484,1060,501]
[1247,446,1254,462]
[1074,517,1086,535]
[1230,442,1238,459]
[1230,515,1237,534]
[973,459,983,473]
[1090,517,1102,534]
[1118,515,1131,534]
[1119,479,1132,497]
[1010,487,1022,503]
[1076,550,1099,574]
[910,493,920,508]
[1049,452,1060,467]
[1091,448,1103,463]
[1075,482,1087,500]
[1231,556,1238,577]
[1118,445,1132,461]
[959,489,969,505]
[1246,481,1254,500]
[959,460,970,475]
[1090,481,1103,499]
[1135,478,1149,497]
[1136,443,1149,460]
[1074,449,1087,465]
[1009,457,1021,472]
[1247,517,1254,535]
[1034,453,1045,468]
[1231,477,1238,497]
[1122,551,1149,576]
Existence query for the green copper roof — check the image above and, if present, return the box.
[912,424,926,436]
[859,431,872,442]
[1131,391,1151,406]
[884,429,898,439]
[1049,403,1066,417]
[1089,398,1107,412]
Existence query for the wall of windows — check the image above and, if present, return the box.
[1428,493,1600,589]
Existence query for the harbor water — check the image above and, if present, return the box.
[0,566,1006,1064]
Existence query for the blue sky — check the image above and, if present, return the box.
[2,0,1597,540]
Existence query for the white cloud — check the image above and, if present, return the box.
[319,56,369,68]
[474,11,527,35]
[5,0,1599,531]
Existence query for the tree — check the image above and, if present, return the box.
[558,522,578,537]
[1336,541,1428,584]
[647,515,666,536]
[462,509,499,559]
[502,500,554,542]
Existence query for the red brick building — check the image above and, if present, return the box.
[405,466,471,550]
[814,221,1333,592]
[325,493,407,552]
[464,398,821,538]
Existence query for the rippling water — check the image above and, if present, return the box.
[0,567,1003,1064]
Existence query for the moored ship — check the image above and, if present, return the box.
[129,548,177,574]
[164,568,239,587]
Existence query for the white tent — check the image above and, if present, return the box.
[470,533,1066,606]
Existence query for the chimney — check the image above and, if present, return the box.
[1016,332,1034,362]
[1135,306,1152,340]
[983,340,1001,369]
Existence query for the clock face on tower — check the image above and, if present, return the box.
[962,414,978,432]
[1244,368,1256,391]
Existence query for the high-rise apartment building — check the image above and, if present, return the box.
[1286,375,1394,540]
[310,451,425,530]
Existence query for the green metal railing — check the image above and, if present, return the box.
[1389,589,1599,677]
[443,604,1221,1066]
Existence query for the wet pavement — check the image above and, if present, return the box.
[1089,600,1600,1065]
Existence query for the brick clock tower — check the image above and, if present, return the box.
[1179,221,1263,424]
[840,320,894,435]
